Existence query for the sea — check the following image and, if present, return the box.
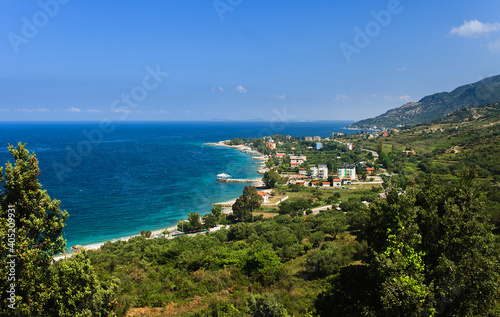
[0,121,358,250]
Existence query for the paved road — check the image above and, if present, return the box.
[311,204,333,215]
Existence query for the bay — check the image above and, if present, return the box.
[0,121,357,249]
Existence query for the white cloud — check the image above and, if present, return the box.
[399,95,411,102]
[112,109,141,114]
[16,108,49,113]
[159,110,170,114]
[87,109,103,113]
[488,39,500,52]
[395,67,407,71]
[277,94,287,100]
[0,108,10,112]
[336,94,350,102]
[218,87,224,93]
[235,85,247,94]
[383,95,393,101]
[371,94,377,98]
[66,107,81,112]
[451,19,500,37]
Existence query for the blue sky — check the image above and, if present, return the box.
[1,0,500,121]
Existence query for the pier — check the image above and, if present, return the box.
[216,177,262,183]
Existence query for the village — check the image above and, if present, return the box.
[205,129,416,221]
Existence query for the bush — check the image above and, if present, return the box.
[304,244,354,278]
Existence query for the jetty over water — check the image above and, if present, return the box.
[216,177,263,183]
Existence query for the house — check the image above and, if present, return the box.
[299,169,307,176]
[304,136,313,141]
[322,182,331,187]
[266,141,276,149]
[310,181,319,187]
[291,162,299,168]
[343,178,352,185]
[318,164,328,179]
[316,142,322,150]
[257,191,269,203]
[331,132,344,138]
[402,149,416,155]
[286,135,292,140]
[290,155,307,164]
[332,178,342,188]
[337,164,356,180]
[366,167,375,175]
[290,146,296,150]
[381,132,389,137]
[310,167,318,177]
[313,136,321,141]
[345,142,353,151]
[275,153,286,161]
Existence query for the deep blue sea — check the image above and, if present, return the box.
[0,121,357,250]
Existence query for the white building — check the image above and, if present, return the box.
[345,142,353,151]
[257,191,269,203]
[318,164,328,178]
[337,164,356,180]
[290,155,307,164]
[332,178,342,188]
[310,167,318,178]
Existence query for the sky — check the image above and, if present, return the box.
[1,0,500,122]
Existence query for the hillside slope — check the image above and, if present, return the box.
[348,75,500,129]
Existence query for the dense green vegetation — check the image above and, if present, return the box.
[2,102,500,316]
[0,144,116,316]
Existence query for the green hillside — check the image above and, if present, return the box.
[348,75,500,129]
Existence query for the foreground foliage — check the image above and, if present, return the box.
[0,144,116,317]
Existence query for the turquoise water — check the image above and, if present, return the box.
[0,121,356,249]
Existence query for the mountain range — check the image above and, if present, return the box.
[347,74,500,129]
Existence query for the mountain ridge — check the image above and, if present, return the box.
[347,75,500,129]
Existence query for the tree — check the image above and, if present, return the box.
[262,170,282,188]
[188,212,202,230]
[229,137,242,145]
[320,172,500,316]
[376,141,383,155]
[232,187,263,222]
[202,213,218,228]
[211,205,223,224]
[0,143,116,316]
[51,251,117,316]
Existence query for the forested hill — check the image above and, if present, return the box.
[347,74,500,129]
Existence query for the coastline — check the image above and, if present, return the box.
[54,140,262,262]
